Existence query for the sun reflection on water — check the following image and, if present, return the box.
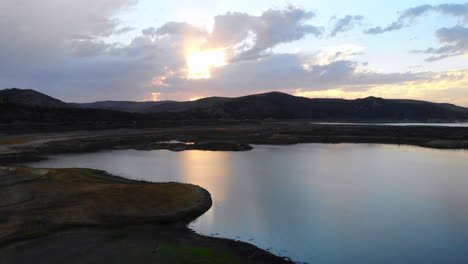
[179,150,230,203]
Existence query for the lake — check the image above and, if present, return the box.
[312,122,468,127]
[24,144,468,264]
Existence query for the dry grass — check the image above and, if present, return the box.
[0,167,207,244]
[0,139,32,146]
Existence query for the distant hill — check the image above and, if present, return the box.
[71,100,175,113]
[0,88,150,123]
[0,88,69,108]
[147,92,468,121]
[0,102,154,124]
[1,88,468,122]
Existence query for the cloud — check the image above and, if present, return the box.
[307,45,365,66]
[114,26,135,34]
[1,4,327,101]
[70,39,112,57]
[365,3,468,34]
[294,69,468,106]
[0,0,148,101]
[207,5,323,60]
[151,52,433,100]
[0,0,137,90]
[156,22,208,38]
[0,2,466,105]
[437,3,468,19]
[413,25,468,61]
[329,15,364,37]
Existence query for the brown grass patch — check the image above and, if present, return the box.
[0,167,208,244]
[0,139,32,146]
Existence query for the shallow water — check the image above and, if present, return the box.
[25,144,468,263]
[312,122,468,127]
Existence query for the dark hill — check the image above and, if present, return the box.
[0,102,150,124]
[2,89,468,122]
[0,88,68,108]
[71,100,175,113]
[148,92,468,121]
[0,89,152,124]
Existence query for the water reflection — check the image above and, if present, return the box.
[24,144,468,264]
[312,122,468,127]
[178,151,231,228]
[179,151,230,203]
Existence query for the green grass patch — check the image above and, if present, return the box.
[66,168,96,176]
[156,244,252,264]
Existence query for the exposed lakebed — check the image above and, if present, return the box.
[25,144,468,264]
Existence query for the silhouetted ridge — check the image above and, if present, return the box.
[0,88,149,123]
[1,88,468,122]
[147,92,468,121]
[0,88,68,108]
[71,100,175,113]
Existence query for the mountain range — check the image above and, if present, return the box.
[1,88,468,122]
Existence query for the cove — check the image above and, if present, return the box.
[24,144,468,264]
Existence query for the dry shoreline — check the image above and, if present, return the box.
[0,122,467,164]
[1,121,467,263]
[0,166,291,264]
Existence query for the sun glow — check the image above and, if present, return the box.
[189,97,203,101]
[294,69,468,106]
[151,92,161,101]
[187,49,226,79]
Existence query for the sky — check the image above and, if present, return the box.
[1,1,467,105]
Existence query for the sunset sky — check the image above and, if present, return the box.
[1,1,467,105]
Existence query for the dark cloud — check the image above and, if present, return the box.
[1,4,327,101]
[365,3,468,34]
[153,53,431,99]
[413,25,468,61]
[437,3,468,19]
[0,2,461,102]
[329,15,364,37]
[0,0,142,100]
[207,5,323,61]
[70,40,112,57]
[0,0,137,72]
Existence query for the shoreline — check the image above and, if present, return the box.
[1,122,468,263]
[0,166,291,263]
[0,122,467,164]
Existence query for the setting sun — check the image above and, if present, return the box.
[189,96,204,101]
[187,49,226,79]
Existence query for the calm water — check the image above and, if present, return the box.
[313,122,468,127]
[24,144,468,264]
